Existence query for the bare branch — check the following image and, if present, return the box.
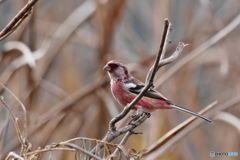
[146,19,170,83]
[157,42,190,70]
[0,97,28,156]
[113,131,142,156]
[160,22,172,61]
[106,113,150,142]
[0,0,39,41]
[90,18,189,156]
[109,18,170,131]
[0,83,28,143]
[23,148,76,157]
[0,111,9,153]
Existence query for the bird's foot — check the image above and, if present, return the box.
[127,109,151,125]
[130,130,143,135]
[127,114,141,125]
[145,112,151,118]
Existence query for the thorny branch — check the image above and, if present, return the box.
[0,0,39,41]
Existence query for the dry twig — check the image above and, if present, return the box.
[91,18,189,156]
[108,19,171,132]
[64,143,102,160]
[0,97,28,156]
[0,0,39,41]
[0,82,28,142]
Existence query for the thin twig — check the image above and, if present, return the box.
[60,137,118,147]
[105,20,189,157]
[157,42,190,70]
[0,97,27,156]
[23,148,76,156]
[63,143,102,160]
[155,13,240,88]
[160,22,172,60]
[1,77,109,158]
[0,111,9,153]
[109,18,170,131]
[112,131,141,156]
[0,82,28,143]
[146,19,170,83]
[91,18,189,155]
[105,113,150,142]
[0,0,38,41]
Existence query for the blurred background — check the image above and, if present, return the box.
[0,0,240,159]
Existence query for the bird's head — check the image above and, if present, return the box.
[103,60,130,81]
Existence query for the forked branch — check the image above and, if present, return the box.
[109,19,171,131]
[100,19,189,157]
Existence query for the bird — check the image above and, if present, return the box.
[103,60,212,123]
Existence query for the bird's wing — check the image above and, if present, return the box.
[124,83,213,123]
[124,83,168,101]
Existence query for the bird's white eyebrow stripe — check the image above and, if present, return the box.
[123,83,137,89]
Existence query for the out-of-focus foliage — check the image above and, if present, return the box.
[0,0,240,159]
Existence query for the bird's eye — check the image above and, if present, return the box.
[114,64,119,68]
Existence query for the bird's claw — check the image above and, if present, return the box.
[127,114,141,125]
[145,112,151,118]
[127,112,151,126]
[130,130,143,135]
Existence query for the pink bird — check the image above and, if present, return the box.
[103,60,212,123]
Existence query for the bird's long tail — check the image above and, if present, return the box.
[170,104,213,124]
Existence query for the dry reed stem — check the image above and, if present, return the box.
[23,137,126,159]
[141,101,217,157]
[214,112,240,134]
[155,13,240,88]
[144,95,240,159]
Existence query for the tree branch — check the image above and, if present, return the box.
[109,18,171,131]
[0,0,39,41]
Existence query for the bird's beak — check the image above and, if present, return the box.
[103,65,111,71]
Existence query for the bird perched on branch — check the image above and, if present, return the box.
[103,60,212,123]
